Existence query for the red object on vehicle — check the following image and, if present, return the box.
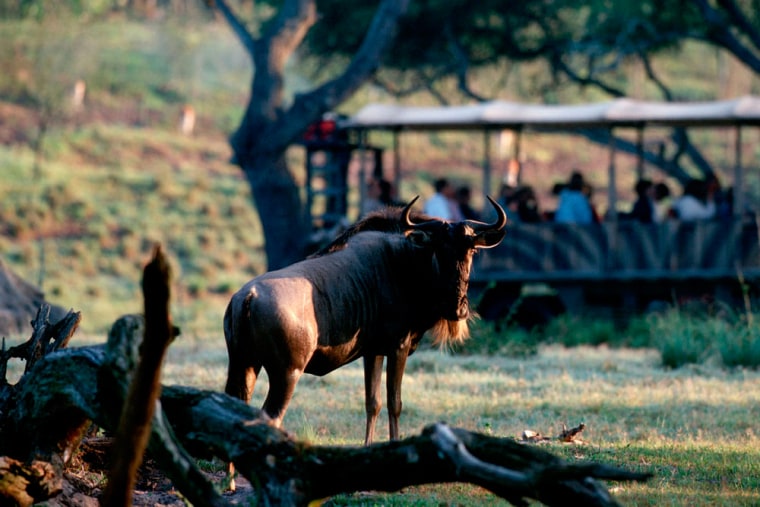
[303,116,339,142]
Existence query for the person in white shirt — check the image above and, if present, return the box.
[653,181,672,222]
[424,178,463,221]
[671,178,716,221]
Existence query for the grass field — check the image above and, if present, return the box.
[10,328,758,505]
[153,334,760,506]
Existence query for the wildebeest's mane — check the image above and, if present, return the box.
[308,205,436,258]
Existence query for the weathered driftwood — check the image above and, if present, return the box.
[521,422,587,444]
[0,456,59,506]
[0,304,81,385]
[102,244,178,507]
[0,249,652,506]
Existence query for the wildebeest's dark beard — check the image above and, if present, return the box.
[429,317,470,349]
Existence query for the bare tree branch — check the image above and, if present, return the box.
[693,0,760,73]
[444,24,489,103]
[102,245,176,507]
[211,0,256,57]
[270,0,410,143]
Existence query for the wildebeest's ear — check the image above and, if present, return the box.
[405,229,432,246]
[473,228,506,248]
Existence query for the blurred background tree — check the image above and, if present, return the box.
[1,0,759,270]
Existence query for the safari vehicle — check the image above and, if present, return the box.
[302,98,760,322]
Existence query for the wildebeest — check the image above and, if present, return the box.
[223,195,507,449]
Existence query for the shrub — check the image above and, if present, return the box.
[542,314,619,347]
[716,316,760,368]
[651,311,729,368]
[458,319,539,357]
[617,316,656,348]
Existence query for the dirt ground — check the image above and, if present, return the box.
[46,438,255,506]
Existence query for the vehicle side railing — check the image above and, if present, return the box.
[472,217,760,283]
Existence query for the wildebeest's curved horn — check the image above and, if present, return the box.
[401,196,419,226]
[402,195,438,229]
[401,196,448,229]
[464,195,508,232]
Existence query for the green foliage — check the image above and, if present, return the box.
[716,316,760,369]
[647,309,760,369]
[543,314,621,347]
[455,318,540,357]
[466,305,760,371]
[656,316,718,368]
[299,0,755,104]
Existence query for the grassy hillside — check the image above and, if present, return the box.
[0,18,263,337]
[0,122,262,336]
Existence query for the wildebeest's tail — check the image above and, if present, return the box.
[223,293,258,403]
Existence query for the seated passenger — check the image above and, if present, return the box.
[629,179,655,223]
[554,171,593,224]
[671,178,716,221]
[514,185,543,223]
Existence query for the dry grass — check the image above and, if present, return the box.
[155,339,760,505]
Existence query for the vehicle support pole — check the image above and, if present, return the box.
[393,128,401,201]
[734,125,744,217]
[607,128,618,222]
[607,128,618,272]
[359,129,368,214]
[483,129,492,199]
[513,128,522,186]
[636,126,644,180]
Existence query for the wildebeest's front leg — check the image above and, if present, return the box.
[363,355,384,445]
[386,346,410,442]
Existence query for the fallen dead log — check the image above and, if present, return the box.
[161,387,650,506]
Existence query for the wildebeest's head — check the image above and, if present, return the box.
[310,195,507,346]
[400,196,507,342]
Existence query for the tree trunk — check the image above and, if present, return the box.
[243,151,310,269]
[215,0,410,270]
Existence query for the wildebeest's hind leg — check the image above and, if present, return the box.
[224,354,260,403]
[363,355,384,445]
[261,366,303,429]
[224,355,258,492]
[222,300,260,492]
[223,301,260,404]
